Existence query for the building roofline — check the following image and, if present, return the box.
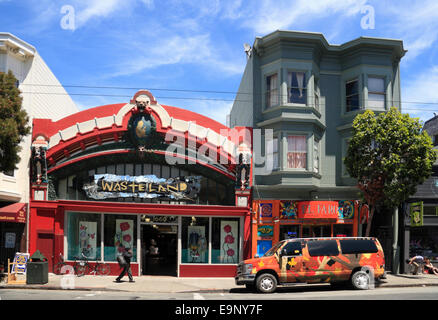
[253,30,406,58]
[0,32,36,57]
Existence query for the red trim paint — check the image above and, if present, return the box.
[179,264,237,277]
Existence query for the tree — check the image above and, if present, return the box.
[344,107,436,237]
[0,71,31,172]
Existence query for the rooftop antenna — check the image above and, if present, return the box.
[243,43,252,59]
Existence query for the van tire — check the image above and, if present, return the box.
[351,270,370,290]
[256,273,277,293]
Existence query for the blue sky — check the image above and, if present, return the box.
[1,0,438,125]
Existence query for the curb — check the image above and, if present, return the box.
[2,283,438,293]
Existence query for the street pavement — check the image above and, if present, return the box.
[1,272,438,293]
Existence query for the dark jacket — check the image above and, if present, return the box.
[123,250,133,264]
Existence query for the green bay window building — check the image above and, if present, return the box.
[229,30,406,259]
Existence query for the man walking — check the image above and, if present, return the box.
[115,246,135,283]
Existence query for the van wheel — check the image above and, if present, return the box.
[351,271,370,290]
[256,273,277,293]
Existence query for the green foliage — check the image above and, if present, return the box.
[0,71,31,172]
[344,107,437,209]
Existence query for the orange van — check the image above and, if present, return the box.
[235,237,385,293]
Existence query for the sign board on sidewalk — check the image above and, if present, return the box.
[11,252,29,274]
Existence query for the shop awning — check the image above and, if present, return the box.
[0,203,27,223]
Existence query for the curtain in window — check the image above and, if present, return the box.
[287,136,306,169]
[296,72,304,98]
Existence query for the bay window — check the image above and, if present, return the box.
[287,135,307,169]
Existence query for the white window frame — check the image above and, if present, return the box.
[265,73,279,109]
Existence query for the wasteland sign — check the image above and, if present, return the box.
[83,174,201,201]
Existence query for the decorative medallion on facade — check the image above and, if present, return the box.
[259,203,273,219]
[127,93,160,156]
[280,200,298,219]
[338,200,355,220]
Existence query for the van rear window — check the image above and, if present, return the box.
[339,239,378,254]
[307,240,339,257]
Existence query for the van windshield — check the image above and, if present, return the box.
[263,241,284,257]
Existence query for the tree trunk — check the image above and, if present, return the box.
[365,205,375,237]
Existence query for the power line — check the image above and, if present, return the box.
[17,83,438,108]
[17,90,438,113]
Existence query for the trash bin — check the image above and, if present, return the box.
[26,250,49,284]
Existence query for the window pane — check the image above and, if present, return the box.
[346,80,358,96]
[346,94,359,111]
[212,218,240,264]
[314,139,319,173]
[333,224,352,237]
[287,136,307,168]
[181,217,209,263]
[307,240,339,256]
[339,239,378,254]
[67,212,101,261]
[267,138,279,169]
[368,77,384,93]
[280,225,299,240]
[283,241,302,255]
[104,214,137,262]
[368,93,385,109]
[266,74,278,108]
[288,72,307,104]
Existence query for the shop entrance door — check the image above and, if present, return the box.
[141,215,178,276]
[302,225,332,238]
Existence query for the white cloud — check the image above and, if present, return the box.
[378,0,438,61]
[72,0,131,28]
[109,33,243,78]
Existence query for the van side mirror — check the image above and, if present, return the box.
[281,249,288,256]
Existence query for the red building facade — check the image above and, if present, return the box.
[29,90,252,277]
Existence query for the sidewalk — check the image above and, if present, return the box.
[2,272,438,293]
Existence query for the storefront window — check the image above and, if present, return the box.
[280,225,299,240]
[410,227,438,260]
[104,214,137,262]
[212,218,240,264]
[67,212,101,261]
[181,217,209,264]
[333,224,353,237]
